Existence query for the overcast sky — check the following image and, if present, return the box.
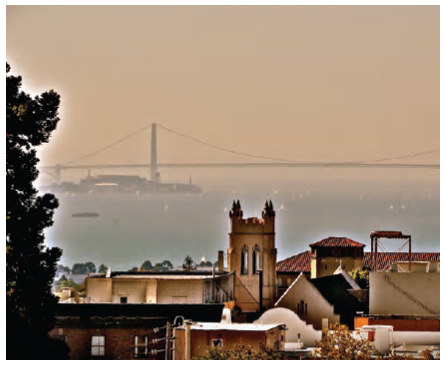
[7,6,439,187]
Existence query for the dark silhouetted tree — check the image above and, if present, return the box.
[182,255,196,271]
[98,264,108,273]
[6,63,69,359]
[199,260,213,267]
[141,260,153,271]
[153,260,174,272]
[71,261,96,274]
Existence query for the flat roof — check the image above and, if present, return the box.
[179,322,285,332]
[112,275,213,280]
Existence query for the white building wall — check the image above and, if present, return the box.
[275,274,340,330]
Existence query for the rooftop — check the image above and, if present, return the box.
[276,250,439,273]
[309,237,366,248]
[180,322,285,332]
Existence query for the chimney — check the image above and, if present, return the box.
[218,251,224,272]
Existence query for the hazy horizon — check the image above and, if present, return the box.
[7,5,439,189]
[7,6,439,269]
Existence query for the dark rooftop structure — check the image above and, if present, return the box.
[310,274,366,329]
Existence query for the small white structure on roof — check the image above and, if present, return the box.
[254,307,321,347]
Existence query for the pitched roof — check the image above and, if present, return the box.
[309,237,366,248]
[276,250,311,273]
[363,252,440,271]
[310,274,366,328]
[276,251,440,273]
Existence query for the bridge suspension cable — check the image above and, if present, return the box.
[158,124,439,166]
[64,125,150,165]
[62,122,440,167]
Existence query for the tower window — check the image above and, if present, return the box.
[253,245,261,274]
[241,245,248,275]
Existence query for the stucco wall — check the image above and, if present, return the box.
[86,277,206,304]
[311,257,362,278]
[86,278,112,303]
[156,280,204,304]
[255,307,321,347]
[112,280,147,303]
[173,327,283,360]
[275,275,340,330]
[369,272,440,315]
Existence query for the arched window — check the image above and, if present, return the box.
[240,245,248,275]
[252,245,261,275]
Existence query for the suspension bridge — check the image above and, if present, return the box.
[39,123,440,183]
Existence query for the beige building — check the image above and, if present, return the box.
[228,200,277,312]
[85,270,234,305]
[275,271,365,330]
[369,262,440,316]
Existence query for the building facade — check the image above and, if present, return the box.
[173,322,286,360]
[228,200,277,312]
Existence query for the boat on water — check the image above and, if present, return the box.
[71,212,100,218]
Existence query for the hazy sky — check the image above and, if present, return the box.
[7,6,439,187]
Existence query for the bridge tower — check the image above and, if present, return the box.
[150,123,159,183]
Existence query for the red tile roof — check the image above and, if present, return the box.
[276,251,311,273]
[363,252,440,271]
[276,251,440,273]
[309,237,366,248]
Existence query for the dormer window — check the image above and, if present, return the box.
[241,245,248,275]
[253,245,261,274]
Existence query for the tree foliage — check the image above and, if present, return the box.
[6,63,69,359]
[98,264,108,273]
[349,269,370,290]
[182,255,196,271]
[153,260,173,272]
[141,260,153,271]
[199,260,213,267]
[312,323,438,360]
[71,261,96,274]
[198,344,284,360]
[312,323,375,360]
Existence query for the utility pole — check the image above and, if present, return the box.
[165,321,171,360]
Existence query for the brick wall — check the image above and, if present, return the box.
[50,321,167,360]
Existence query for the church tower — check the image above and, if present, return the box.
[228,200,277,312]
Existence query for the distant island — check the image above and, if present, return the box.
[42,173,202,194]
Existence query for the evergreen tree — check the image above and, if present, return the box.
[98,264,108,273]
[141,260,153,271]
[6,63,69,359]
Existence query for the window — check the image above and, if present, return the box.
[286,278,292,287]
[120,297,128,304]
[298,300,306,315]
[252,245,261,274]
[325,264,328,270]
[53,335,68,344]
[212,339,223,348]
[91,336,105,356]
[241,245,248,275]
[134,336,149,358]
[277,277,283,287]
